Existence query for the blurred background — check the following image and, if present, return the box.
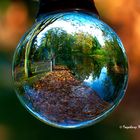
[0,0,139,140]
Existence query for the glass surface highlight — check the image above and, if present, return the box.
[12,11,128,128]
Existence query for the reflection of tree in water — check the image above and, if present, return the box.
[104,71,127,103]
[98,37,128,102]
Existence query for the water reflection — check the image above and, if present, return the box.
[84,67,119,102]
[84,65,127,103]
[84,67,111,99]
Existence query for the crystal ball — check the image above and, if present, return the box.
[12,11,128,128]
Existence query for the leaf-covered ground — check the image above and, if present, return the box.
[24,65,111,125]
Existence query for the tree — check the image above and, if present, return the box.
[24,14,63,78]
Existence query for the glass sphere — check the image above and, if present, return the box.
[12,11,128,128]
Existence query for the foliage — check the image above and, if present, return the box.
[14,24,128,99]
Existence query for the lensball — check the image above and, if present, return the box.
[12,11,128,128]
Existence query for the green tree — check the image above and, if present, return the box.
[24,14,63,78]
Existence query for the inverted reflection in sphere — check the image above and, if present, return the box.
[12,12,128,128]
